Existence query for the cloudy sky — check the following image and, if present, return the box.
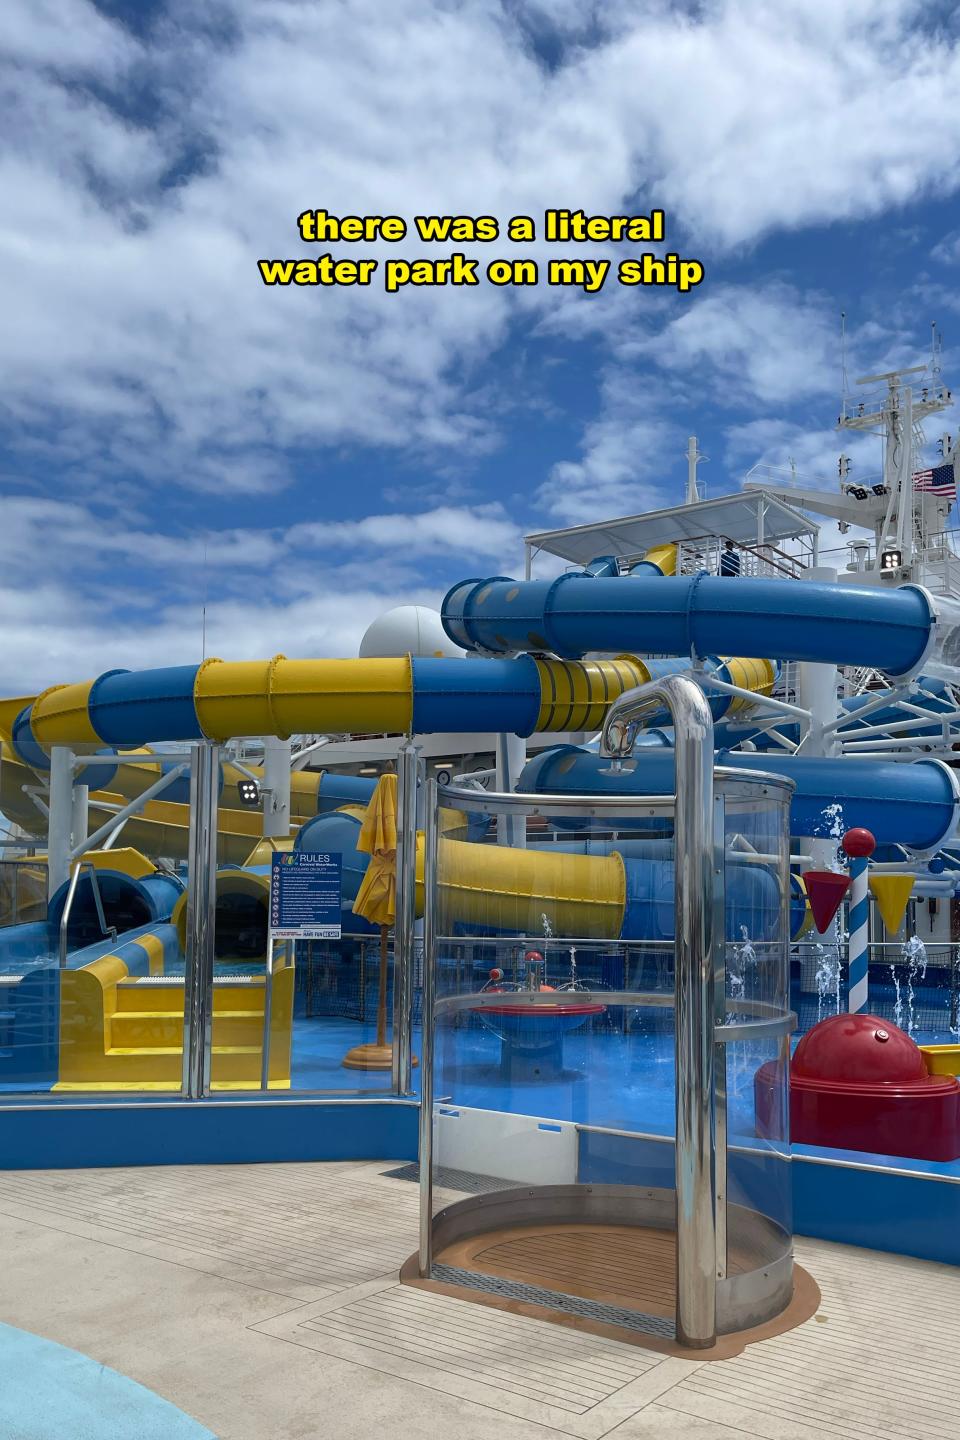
[2,0,960,693]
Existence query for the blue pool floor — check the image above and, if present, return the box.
[0,1321,213,1439]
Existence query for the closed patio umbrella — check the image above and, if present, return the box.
[343,774,398,1071]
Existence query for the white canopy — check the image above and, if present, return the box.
[525,491,817,566]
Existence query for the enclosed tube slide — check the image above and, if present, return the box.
[2,571,955,867]
[47,868,183,951]
[518,747,960,852]
[295,808,787,943]
[441,573,938,677]
[8,652,773,756]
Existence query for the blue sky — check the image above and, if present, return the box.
[2,0,960,693]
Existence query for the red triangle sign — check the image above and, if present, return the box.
[802,870,852,935]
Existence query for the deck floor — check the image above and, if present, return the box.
[0,1159,956,1438]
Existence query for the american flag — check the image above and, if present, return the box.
[912,462,957,500]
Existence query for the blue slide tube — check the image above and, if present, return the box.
[314,772,378,814]
[519,747,960,851]
[442,574,935,677]
[411,655,541,735]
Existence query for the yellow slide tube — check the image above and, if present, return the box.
[172,870,271,956]
[722,657,777,712]
[421,835,626,939]
[533,656,648,732]
[21,681,102,746]
[193,656,413,740]
[642,543,677,576]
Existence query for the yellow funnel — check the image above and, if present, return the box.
[868,873,914,936]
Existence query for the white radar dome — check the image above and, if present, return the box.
[359,605,463,659]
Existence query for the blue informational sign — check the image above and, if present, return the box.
[270,852,342,939]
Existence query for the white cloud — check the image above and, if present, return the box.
[291,505,520,560]
[5,0,960,691]
[0,492,524,691]
[0,574,444,695]
[723,419,878,486]
[536,370,681,524]
[623,284,843,406]
[932,230,960,265]
[0,494,520,584]
[570,0,960,247]
[3,0,960,501]
[0,0,138,75]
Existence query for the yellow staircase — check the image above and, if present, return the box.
[56,958,294,1091]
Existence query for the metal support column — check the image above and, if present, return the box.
[261,736,291,839]
[71,783,89,855]
[418,777,439,1276]
[182,742,220,1099]
[393,740,421,1094]
[602,673,717,1349]
[712,789,728,1282]
[495,732,526,847]
[47,746,74,898]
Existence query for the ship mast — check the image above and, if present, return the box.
[838,349,953,573]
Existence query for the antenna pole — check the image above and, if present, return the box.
[686,436,704,505]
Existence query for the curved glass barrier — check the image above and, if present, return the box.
[419,771,795,1342]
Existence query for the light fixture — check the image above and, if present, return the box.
[880,549,902,571]
[872,484,888,496]
[236,778,261,808]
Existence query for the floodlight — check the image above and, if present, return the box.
[236,779,261,808]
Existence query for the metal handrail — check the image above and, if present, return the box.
[58,861,118,968]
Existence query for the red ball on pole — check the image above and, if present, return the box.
[841,827,876,859]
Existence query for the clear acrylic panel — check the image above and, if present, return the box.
[0,730,406,1099]
[421,772,795,1339]
[719,780,794,1268]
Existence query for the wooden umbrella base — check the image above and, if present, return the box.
[342,1043,393,1071]
[342,1042,420,1071]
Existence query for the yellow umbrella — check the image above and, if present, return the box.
[343,774,399,1071]
[353,773,398,926]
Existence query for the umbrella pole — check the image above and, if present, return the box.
[342,925,393,1071]
[376,923,388,1049]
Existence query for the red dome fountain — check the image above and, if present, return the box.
[756,1014,960,1161]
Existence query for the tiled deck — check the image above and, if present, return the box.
[0,1160,956,1438]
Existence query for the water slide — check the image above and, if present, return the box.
[0,650,771,862]
[4,565,958,1089]
[2,571,958,905]
[0,743,382,865]
[440,573,960,852]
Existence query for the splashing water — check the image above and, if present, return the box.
[728,926,755,1008]
[902,934,928,1038]
[816,803,846,847]
[814,919,843,1021]
[890,965,903,1030]
[540,913,553,941]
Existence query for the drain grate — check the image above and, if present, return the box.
[431,1263,676,1339]
[381,1162,524,1194]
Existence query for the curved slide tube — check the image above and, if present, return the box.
[442,573,938,677]
[518,747,960,852]
[7,651,773,754]
[296,807,787,943]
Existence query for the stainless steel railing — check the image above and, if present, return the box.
[58,861,117,967]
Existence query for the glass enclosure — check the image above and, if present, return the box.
[0,738,408,1100]
[419,773,795,1342]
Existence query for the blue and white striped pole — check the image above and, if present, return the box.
[842,827,876,1014]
